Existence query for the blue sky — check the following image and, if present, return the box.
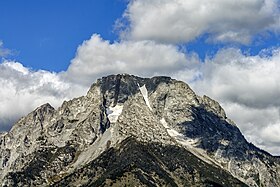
[0,0,126,71]
[1,0,280,70]
[1,0,280,155]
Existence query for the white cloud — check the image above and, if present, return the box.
[219,102,280,153]
[120,0,280,44]
[192,48,280,108]
[0,41,12,57]
[65,34,200,86]
[0,61,86,131]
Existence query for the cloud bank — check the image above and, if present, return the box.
[120,0,280,44]
[0,61,85,131]
[66,34,199,86]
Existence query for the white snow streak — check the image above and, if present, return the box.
[138,84,152,111]
[106,105,123,123]
[160,118,169,128]
[160,118,187,141]
[160,118,220,166]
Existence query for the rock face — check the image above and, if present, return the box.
[0,74,279,187]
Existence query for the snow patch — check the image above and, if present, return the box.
[160,118,194,144]
[219,139,230,146]
[106,105,123,123]
[160,118,168,128]
[160,118,221,166]
[138,84,152,111]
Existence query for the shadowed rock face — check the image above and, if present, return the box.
[0,74,279,187]
[52,137,247,187]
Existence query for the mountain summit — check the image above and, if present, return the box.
[0,74,279,186]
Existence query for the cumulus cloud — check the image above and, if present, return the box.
[65,34,200,86]
[120,0,280,44]
[192,48,280,108]
[220,102,280,154]
[0,61,87,131]
[189,48,280,155]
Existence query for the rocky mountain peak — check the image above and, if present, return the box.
[0,74,279,187]
[88,74,172,107]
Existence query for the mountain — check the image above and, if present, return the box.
[0,74,279,187]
